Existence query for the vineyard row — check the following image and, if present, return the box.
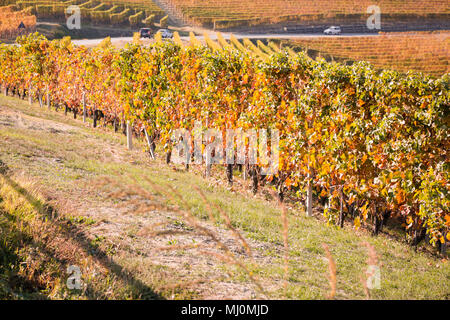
[0,33,448,251]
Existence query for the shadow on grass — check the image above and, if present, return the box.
[0,209,51,299]
[0,162,164,300]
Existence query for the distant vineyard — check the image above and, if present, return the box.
[0,5,36,39]
[1,0,166,28]
[168,0,450,28]
[0,33,448,251]
[283,31,450,78]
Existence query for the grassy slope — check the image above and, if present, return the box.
[0,94,448,300]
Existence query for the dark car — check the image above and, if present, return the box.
[139,28,152,38]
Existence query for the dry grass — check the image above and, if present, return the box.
[322,243,337,300]
[0,173,115,299]
[1,95,449,300]
[361,242,381,300]
[268,188,290,291]
[194,185,252,257]
[87,172,269,298]
[139,176,267,296]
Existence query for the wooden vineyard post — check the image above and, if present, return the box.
[126,121,133,150]
[144,126,155,159]
[205,152,211,178]
[205,116,211,177]
[339,186,344,227]
[306,117,313,217]
[46,86,50,110]
[38,91,43,107]
[28,83,32,105]
[82,92,86,123]
[206,165,211,178]
[306,172,313,217]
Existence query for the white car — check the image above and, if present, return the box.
[157,29,173,39]
[324,26,342,35]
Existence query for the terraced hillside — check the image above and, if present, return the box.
[0,0,166,29]
[168,0,450,29]
[283,31,450,77]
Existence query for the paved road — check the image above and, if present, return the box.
[72,32,379,47]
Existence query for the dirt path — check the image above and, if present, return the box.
[0,102,285,299]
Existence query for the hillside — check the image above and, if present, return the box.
[2,0,450,35]
[168,0,450,30]
[282,31,450,77]
[0,94,449,299]
[0,0,167,39]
